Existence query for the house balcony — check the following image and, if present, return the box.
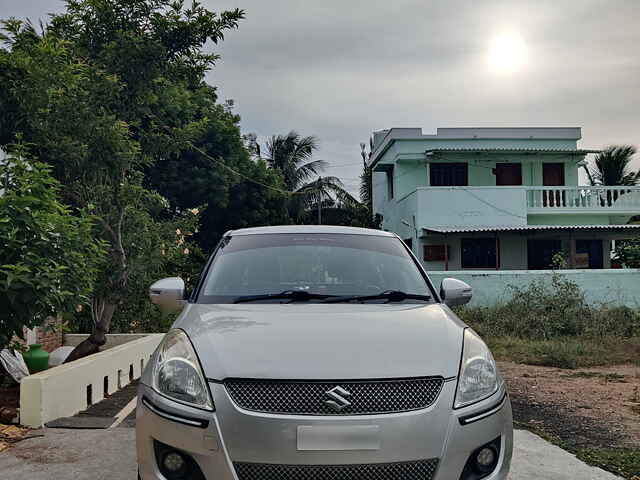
[397,186,640,230]
[526,186,640,215]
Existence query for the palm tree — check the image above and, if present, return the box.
[588,145,639,186]
[265,132,327,191]
[265,131,353,222]
[359,142,372,211]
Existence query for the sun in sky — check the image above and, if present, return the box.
[488,33,526,74]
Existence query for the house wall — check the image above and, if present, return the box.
[421,233,612,271]
[527,214,612,225]
[372,138,573,215]
[415,187,528,229]
[371,135,587,238]
[428,269,640,307]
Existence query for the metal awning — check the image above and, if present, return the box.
[425,148,600,155]
[423,224,640,234]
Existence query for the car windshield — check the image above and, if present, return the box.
[198,233,433,304]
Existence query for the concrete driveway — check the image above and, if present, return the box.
[0,427,621,480]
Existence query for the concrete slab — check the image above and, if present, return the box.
[509,429,622,480]
[0,428,136,480]
[45,416,115,429]
[0,428,622,479]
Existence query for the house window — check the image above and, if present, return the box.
[461,239,498,268]
[430,163,468,186]
[386,167,394,199]
[542,163,565,186]
[528,239,562,270]
[575,240,604,269]
[424,245,448,262]
[495,163,522,186]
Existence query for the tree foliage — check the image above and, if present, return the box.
[0,0,375,354]
[264,131,354,222]
[589,145,639,186]
[614,239,640,268]
[144,94,289,252]
[0,0,255,358]
[0,147,104,350]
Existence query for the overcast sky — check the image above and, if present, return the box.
[1,0,639,193]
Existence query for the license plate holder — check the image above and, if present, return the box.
[297,425,381,451]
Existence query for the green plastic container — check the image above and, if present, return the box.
[22,344,49,373]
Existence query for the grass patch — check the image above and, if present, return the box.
[515,421,640,479]
[574,448,640,480]
[466,274,640,477]
[455,273,640,369]
[485,336,640,369]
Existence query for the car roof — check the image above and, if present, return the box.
[226,225,395,237]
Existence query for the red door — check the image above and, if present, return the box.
[543,163,565,206]
[495,163,522,186]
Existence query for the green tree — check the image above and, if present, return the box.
[357,141,382,228]
[264,131,348,221]
[144,99,289,252]
[587,145,639,186]
[0,147,104,351]
[614,239,640,268]
[0,0,246,359]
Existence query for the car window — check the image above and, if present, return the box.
[198,233,433,303]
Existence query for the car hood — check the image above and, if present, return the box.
[174,303,466,380]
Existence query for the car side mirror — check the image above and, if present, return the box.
[149,277,186,313]
[440,278,473,307]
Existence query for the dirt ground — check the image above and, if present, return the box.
[0,386,19,410]
[500,361,640,449]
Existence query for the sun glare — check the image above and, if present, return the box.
[488,33,525,74]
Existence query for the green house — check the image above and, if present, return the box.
[369,127,640,274]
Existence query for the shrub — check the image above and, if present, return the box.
[0,149,104,350]
[456,273,640,341]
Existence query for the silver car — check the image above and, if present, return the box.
[137,225,513,480]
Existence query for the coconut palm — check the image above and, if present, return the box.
[265,131,354,221]
[265,132,327,191]
[359,142,372,211]
[589,145,639,186]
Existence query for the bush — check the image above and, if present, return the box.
[456,274,640,368]
[0,149,104,350]
[457,273,640,341]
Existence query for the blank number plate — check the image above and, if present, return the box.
[297,425,381,451]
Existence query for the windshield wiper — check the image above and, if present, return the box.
[322,290,431,304]
[233,290,337,304]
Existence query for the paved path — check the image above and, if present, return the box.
[0,428,621,480]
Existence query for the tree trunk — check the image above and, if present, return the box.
[64,298,117,364]
[64,201,127,364]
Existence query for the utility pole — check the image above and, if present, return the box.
[317,176,322,225]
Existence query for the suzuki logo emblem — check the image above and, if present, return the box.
[324,386,352,412]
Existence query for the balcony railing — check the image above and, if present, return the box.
[527,186,640,212]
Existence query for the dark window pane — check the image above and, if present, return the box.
[430,163,468,186]
[386,168,394,198]
[575,240,604,269]
[461,238,497,268]
[424,245,448,262]
[527,240,562,270]
[495,163,522,186]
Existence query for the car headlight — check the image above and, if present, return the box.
[152,329,214,410]
[454,328,501,409]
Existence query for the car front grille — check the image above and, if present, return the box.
[233,459,439,480]
[224,377,444,415]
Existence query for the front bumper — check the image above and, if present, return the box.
[137,380,513,479]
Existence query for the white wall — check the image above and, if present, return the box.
[415,187,528,229]
[429,270,640,307]
[20,334,163,427]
